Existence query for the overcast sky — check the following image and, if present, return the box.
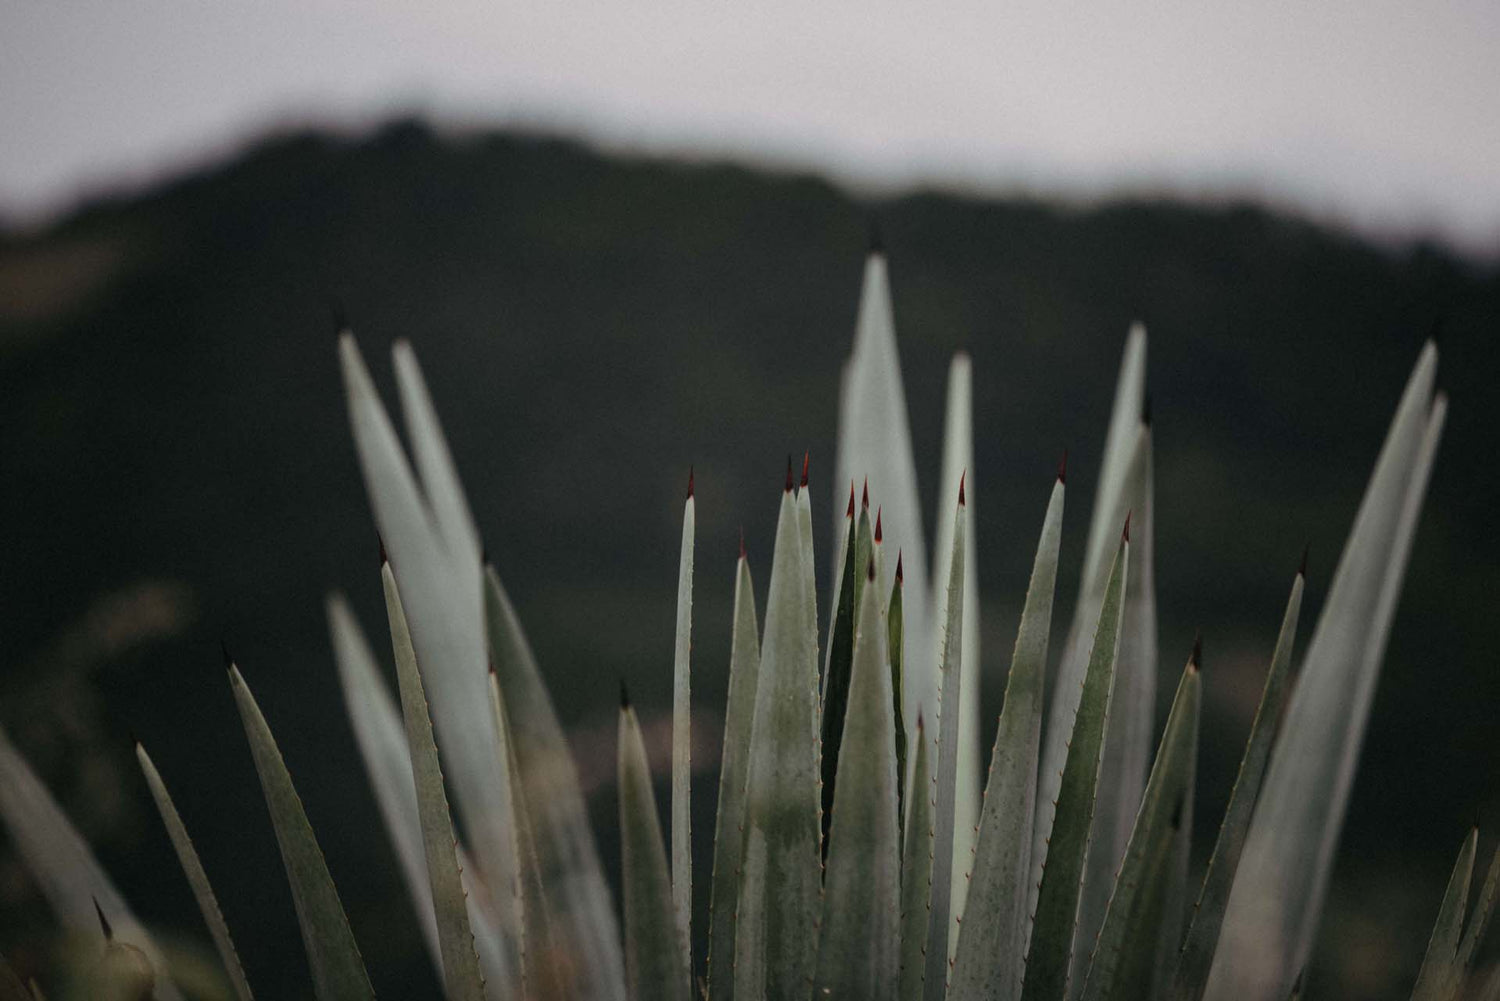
[4,1,1498,254]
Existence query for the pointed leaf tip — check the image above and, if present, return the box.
[861,477,869,510]
[1058,448,1068,483]
[846,483,856,518]
[93,897,112,940]
[958,471,966,506]
[785,455,794,493]
[895,551,904,585]
[687,466,695,500]
[867,555,876,582]
[378,533,388,566]
[619,680,631,710]
[1142,393,1153,427]
[220,640,234,671]
[868,215,885,255]
[329,294,349,335]
[1191,633,1203,671]
[739,526,747,561]
[801,451,810,489]
[1123,509,1132,542]
[874,507,883,543]
[1299,544,1309,579]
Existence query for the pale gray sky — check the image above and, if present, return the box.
[4,1,1498,253]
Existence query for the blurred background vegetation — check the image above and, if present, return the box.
[0,119,1496,998]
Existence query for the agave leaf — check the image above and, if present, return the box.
[1204,347,1443,1001]
[1032,328,1146,950]
[328,595,513,995]
[228,664,374,1001]
[1151,756,1194,997]
[1168,570,1305,1001]
[900,715,935,1001]
[924,490,967,1001]
[339,336,518,945]
[484,565,626,1001]
[1022,532,1129,1001]
[671,487,695,972]
[1080,655,1201,1001]
[617,697,692,1001]
[828,492,876,852]
[834,246,931,738]
[382,564,488,1001]
[934,353,982,945]
[950,472,1065,1001]
[823,487,856,694]
[135,745,255,1001]
[0,954,29,1001]
[889,558,908,834]
[1458,841,1500,976]
[814,565,903,1000]
[1410,828,1478,1001]
[734,486,821,1000]
[796,456,819,669]
[706,552,762,1001]
[0,727,184,1001]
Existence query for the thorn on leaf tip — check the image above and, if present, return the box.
[958,471,966,506]
[874,507,883,543]
[1299,544,1309,579]
[94,898,113,940]
[861,478,869,510]
[1123,510,1132,542]
[785,455,794,493]
[687,465,695,500]
[801,451,810,489]
[895,550,904,584]
[378,533,388,566]
[619,680,631,710]
[1058,449,1068,484]
[846,483,856,518]
[1190,632,1202,670]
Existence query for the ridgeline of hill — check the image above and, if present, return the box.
[2,119,1497,998]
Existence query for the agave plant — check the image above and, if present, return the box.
[0,242,1489,1001]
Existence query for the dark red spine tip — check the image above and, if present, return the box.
[800,451,810,489]
[1058,449,1068,484]
[874,507,883,543]
[1299,544,1309,579]
[1123,510,1133,542]
[895,550,904,585]
[1190,632,1203,670]
[687,465,695,500]
[738,526,746,561]
[861,477,870,510]
[619,680,631,709]
[784,455,794,493]
[958,471,967,506]
[378,533,388,566]
[94,897,113,940]
[867,555,876,582]
[846,483,856,519]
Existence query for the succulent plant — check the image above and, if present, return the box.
[0,243,1488,1001]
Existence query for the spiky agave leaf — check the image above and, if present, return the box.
[1080,651,1201,1001]
[382,564,487,1001]
[813,560,902,1000]
[834,245,931,739]
[135,744,255,1001]
[734,485,821,1000]
[950,470,1065,1001]
[823,485,856,694]
[485,565,626,1001]
[1204,347,1444,1001]
[1410,827,1478,1001]
[1022,529,1130,1001]
[933,354,981,946]
[0,727,184,1001]
[1168,568,1305,1001]
[1033,328,1147,955]
[227,663,374,1001]
[1457,841,1500,983]
[899,715,935,1001]
[823,493,873,853]
[705,549,761,1001]
[923,484,967,1001]
[889,554,908,833]
[796,453,819,673]
[338,336,522,966]
[327,595,512,994]
[671,477,695,974]
[618,691,692,1001]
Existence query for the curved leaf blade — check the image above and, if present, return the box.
[900,716,935,1001]
[1410,827,1477,1001]
[671,491,695,974]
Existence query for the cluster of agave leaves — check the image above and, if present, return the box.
[0,245,1491,1001]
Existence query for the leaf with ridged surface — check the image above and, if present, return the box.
[899,716,934,1001]
[1204,346,1443,1001]
[834,247,932,741]
[924,490,967,1001]
[1409,827,1476,1001]
[485,564,626,1001]
[706,552,761,1001]
[814,566,902,1000]
[136,744,255,1001]
[934,354,981,948]
[618,696,692,1001]
[339,336,518,957]
[734,487,821,1000]
[0,726,184,1001]
[1080,655,1201,1001]
[671,486,695,975]
[950,472,1064,1001]
[328,595,512,994]
[1032,328,1145,955]
[383,564,487,1001]
[228,663,374,1001]
[1022,533,1129,1001]
[1168,570,1304,1001]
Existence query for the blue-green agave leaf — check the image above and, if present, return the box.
[671,487,695,974]
[900,715,935,1001]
